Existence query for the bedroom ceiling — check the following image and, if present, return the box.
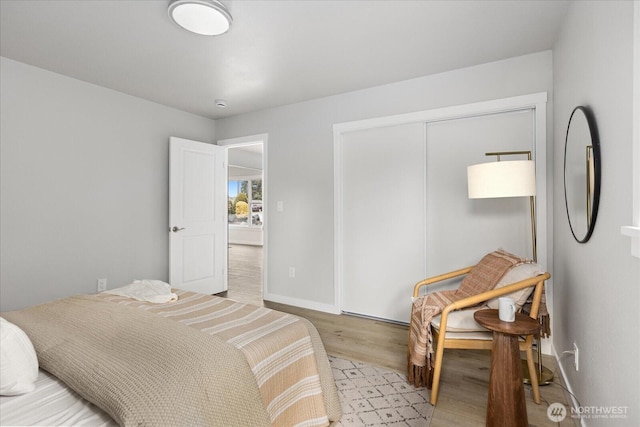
[0,0,570,120]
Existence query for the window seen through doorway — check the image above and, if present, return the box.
[228,178,263,227]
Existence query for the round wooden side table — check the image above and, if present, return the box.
[474,309,540,427]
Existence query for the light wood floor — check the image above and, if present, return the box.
[225,244,264,306]
[227,245,577,426]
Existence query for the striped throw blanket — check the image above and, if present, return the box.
[407,249,527,387]
[3,291,341,427]
[97,290,340,426]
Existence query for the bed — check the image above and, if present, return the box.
[0,288,342,426]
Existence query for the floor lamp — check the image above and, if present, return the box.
[467,150,553,385]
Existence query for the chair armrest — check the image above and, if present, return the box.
[441,272,550,317]
[412,266,475,297]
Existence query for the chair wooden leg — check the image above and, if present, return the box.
[525,345,540,404]
[429,345,446,405]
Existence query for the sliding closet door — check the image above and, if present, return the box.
[339,109,536,321]
[424,110,535,284]
[341,123,425,323]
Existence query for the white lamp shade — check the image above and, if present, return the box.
[169,0,232,36]
[467,160,536,199]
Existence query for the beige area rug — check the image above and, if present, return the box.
[329,356,433,427]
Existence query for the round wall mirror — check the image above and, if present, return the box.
[563,106,600,243]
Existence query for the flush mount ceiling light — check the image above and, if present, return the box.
[168,0,232,36]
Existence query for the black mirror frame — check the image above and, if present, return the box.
[563,106,601,243]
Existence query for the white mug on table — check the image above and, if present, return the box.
[498,297,516,322]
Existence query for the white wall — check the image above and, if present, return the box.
[553,1,639,424]
[0,57,216,311]
[215,51,554,310]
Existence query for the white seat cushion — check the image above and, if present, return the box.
[435,330,494,340]
[431,307,489,333]
[431,308,532,341]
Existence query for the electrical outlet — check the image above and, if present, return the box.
[288,267,295,278]
[97,278,107,292]
[573,342,579,371]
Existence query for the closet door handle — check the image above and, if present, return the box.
[170,226,186,233]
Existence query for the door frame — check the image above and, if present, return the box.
[217,133,268,299]
[333,92,549,324]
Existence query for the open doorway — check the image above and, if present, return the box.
[218,135,267,306]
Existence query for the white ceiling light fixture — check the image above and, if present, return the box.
[168,0,232,36]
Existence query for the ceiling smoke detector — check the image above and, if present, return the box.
[168,0,232,36]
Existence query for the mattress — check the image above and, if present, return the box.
[0,369,117,427]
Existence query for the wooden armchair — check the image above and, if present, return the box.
[411,266,550,406]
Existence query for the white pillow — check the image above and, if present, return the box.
[0,317,39,395]
[487,263,545,309]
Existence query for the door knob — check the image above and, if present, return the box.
[170,226,186,232]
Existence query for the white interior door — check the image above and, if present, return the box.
[169,137,227,294]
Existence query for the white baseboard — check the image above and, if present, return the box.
[263,292,340,314]
[551,343,586,427]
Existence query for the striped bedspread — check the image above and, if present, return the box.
[97,290,336,426]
